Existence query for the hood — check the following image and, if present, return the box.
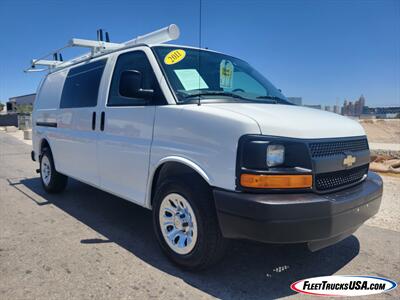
[210,103,366,139]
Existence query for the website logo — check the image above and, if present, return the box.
[291,275,397,297]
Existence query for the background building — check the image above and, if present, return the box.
[333,105,341,114]
[342,95,366,116]
[290,94,398,119]
[362,106,400,119]
[6,93,36,113]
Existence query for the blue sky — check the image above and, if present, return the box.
[0,0,399,107]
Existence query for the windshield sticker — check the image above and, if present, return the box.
[220,60,234,88]
[174,69,209,91]
[164,49,186,65]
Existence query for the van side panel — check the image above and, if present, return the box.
[147,104,261,207]
[32,70,68,166]
[52,59,107,187]
[35,70,67,110]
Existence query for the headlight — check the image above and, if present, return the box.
[267,144,285,167]
[237,135,312,190]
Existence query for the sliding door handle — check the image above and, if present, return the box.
[92,112,96,130]
[100,111,105,131]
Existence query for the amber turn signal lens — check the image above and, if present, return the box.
[240,174,312,189]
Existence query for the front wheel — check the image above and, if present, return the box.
[40,148,68,193]
[153,176,227,270]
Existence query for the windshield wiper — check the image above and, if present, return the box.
[256,95,292,105]
[184,91,248,100]
[181,91,283,104]
[181,91,260,103]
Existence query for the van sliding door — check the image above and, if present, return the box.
[56,59,107,186]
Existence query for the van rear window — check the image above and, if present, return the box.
[60,59,107,108]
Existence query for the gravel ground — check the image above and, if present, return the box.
[0,131,399,300]
[365,174,400,232]
[359,119,400,144]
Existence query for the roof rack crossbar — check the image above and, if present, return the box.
[24,24,180,73]
[31,59,63,67]
[69,38,122,50]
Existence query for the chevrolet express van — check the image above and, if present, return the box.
[30,25,382,270]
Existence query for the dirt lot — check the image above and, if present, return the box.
[360,119,400,144]
[0,131,399,300]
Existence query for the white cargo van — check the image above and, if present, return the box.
[29,25,382,270]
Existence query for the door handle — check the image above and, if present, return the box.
[100,111,105,131]
[92,112,96,130]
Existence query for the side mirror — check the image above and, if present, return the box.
[119,70,154,99]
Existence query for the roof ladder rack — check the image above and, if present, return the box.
[25,24,180,73]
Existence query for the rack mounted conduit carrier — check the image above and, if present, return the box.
[25,24,180,73]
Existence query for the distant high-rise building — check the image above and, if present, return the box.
[333,105,341,114]
[342,100,348,115]
[287,97,302,106]
[349,101,355,116]
[357,95,365,116]
[341,96,366,116]
[324,105,331,112]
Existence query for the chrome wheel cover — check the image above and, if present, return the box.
[159,193,198,255]
[41,155,51,186]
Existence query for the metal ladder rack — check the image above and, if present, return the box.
[24,24,180,73]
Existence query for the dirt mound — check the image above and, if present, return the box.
[359,119,400,143]
[370,156,400,174]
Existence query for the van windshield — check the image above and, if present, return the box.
[153,46,290,104]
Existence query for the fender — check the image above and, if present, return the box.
[145,156,212,208]
[36,136,58,168]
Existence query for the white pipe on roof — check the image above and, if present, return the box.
[124,24,180,46]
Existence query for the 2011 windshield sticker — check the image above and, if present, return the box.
[164,49,186,65]
[220,60,234,88]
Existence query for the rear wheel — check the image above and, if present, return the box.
[153,176,227,270]
[40,148,68,193]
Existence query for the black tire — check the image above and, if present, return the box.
[152,175,228,270]
[40,148,68,193]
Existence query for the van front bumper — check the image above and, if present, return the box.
[214,172,382,251]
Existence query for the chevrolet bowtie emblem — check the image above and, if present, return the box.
[343,154,356,167]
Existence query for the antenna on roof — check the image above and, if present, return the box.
[24,24,180,73]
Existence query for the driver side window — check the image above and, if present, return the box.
[108,51,166,106]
